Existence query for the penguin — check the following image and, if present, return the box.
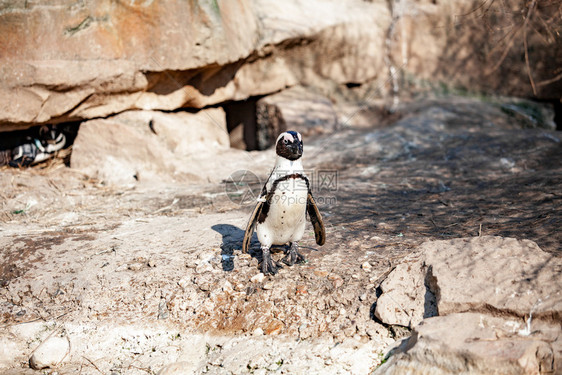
[242,130,326,275]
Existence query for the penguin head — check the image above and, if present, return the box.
[275,130,303,161]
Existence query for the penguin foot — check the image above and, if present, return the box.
[261,253,282,275]
[282,243,306,266]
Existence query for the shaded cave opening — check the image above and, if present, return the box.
[0,122,80,168]
[223,94,285,152]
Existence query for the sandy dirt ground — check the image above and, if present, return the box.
[0,97,560,374]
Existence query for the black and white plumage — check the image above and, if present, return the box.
[243,130,325,275]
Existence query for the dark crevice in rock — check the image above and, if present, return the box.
[223,97,259,151]
[423,264,438,319]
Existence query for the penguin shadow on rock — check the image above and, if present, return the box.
[211,224,259,271]
[211,224,291,272]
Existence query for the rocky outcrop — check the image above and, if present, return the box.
[0,0,388,130]
[374,236,562,374]
[2,0,560,132]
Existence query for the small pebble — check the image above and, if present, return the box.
[253,327,264,336]
[177,278,190,290]
[262,282,274,290]
[115,264,128,272]
[328,275,344,288]
[195,263,213,274]
[295,284,308,295]
[361,261,372,271]
[158,301,169,320]
[251,273,265,283]
[222,281,234,292]
[128,263,143,271]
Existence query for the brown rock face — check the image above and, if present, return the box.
[0,0,388,130]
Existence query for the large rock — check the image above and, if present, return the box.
[0,0,388,130]
[374,236,562,374]
[376,236,562,327]
[376,313,561,375]
[374,262,435,329]
[422,237,561,320]
[70,108,231,185]
[29,336,70,370]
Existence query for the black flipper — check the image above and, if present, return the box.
[242,201,263,253]
[307,191,326,246]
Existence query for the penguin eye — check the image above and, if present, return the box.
[283,139,289,145]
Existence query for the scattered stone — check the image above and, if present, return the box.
[265,323,283,336]
[158,300,169,320]
[115,264,128,272]
[314,270,329,277]
[128,263,143,271]
[29,336,69,370]
[177,277,190,290]
[295,285,308,295]
[194,275,213,292]
[374,262,428,328]
[195,263,213,274]
[251,273,265,283]
[253,328,264,336]
[198,251,216,262]
[222,281,234,293]
[361,262,372,272]
[328,275,344,289]
[262,282,274,290]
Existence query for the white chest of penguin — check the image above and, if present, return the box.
[271,176,308,219]
[259,176,308,245]
[257,157,309,245]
